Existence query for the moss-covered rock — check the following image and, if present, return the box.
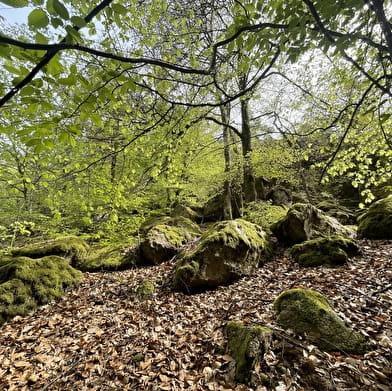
[226,321,273,384]
[266,185,292,206]
[202,192,242,221]
[140,216,201,265]
[316,200,356,225]
[173,219,271,292]
[273,289,368,354]
[0,256,83,325]
[291,236,360,267]
[357,196,392,239]
[136,279,155,299]
[77,245,140,272]
[11,236,89,266]
[171,204,203,222]
[271,203,355,245]
[242,201,287,233]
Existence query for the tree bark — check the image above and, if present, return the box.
[240,91,257,204]
[220,102,233,220]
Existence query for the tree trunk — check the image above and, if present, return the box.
[220,102,233,220]
[240,94,257,204]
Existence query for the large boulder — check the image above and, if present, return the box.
[202,192,242,221]
[0,256,82,325]
[77,245,140,272]
[266,185,292,206]
[357,196,392,239]
[271,203,355,244]
[291,236,360,267]
[226,321,273,384]
[140,216,201,265]
[242,201,287,233]
[316,200,356,225]
[273,289,368,354]
[173,219,271,292]
[11,236,89,266]
[171,204,203,222]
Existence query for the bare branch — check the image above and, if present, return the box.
[0,0,114,108]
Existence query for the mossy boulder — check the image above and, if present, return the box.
[77,245,140,272]
[291,236,360,267]
[171,204,203,222]
[173,219,271,292]
[226,321,273,384]
[316,200,356,225]
[202,192,242,221]
[273,289,368,354]
[0,256,83,325]
[136,279,155,299]
[357,196,392,239]
[11,236,89,266]
[271,203,355,245]
[266,185,292,206]
[242,201,287,233]
[140,216,201,265]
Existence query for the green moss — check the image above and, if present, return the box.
[132,353,145,363]
[171,204,202,222]
[242,201,287,232]
[0,279,36,324]
[151,224,189,247]
[172,219,271,292]
[136,280,155,299]
[11,236,89,265]
[140,217,202,265]
[78,245,138,272]
[273,289,368,354]
[173,260,200,291]
[142,216,201,238]
[357,196,392,239]
[0,256,82,325]
[195,219,269,253]
[272,203,355,244]
[316,201,354,224]
[316,200,339,211]
[291,236,359,267]
[226,321,273,383]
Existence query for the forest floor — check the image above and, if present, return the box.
[0,239,391,391]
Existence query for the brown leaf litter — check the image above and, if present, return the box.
[0,239,391,390]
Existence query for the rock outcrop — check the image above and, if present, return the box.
[0,256,82,325]
[78,245,140,271]
[291,236,359,267]
[316,200,356,225]
[226,321,273,384]
[357,196,392,239]
[11,236,89,266]
[173,219,270,292]
[140,216,201,265]
[271,203,355,244]
[273,288,368,354]
[267,185,292,206]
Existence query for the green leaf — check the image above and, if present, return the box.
[65,26,82,43]
[34,32,49,44]
[70,16,86,28]
[112,3,127,15]
[52,0,69,19]
[28,9,49,29]
[25,138,42,147]
[0,44,11,58]
[0,0,28,7]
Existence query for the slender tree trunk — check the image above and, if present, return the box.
[220,102,233,220]
[240,94,257,203]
